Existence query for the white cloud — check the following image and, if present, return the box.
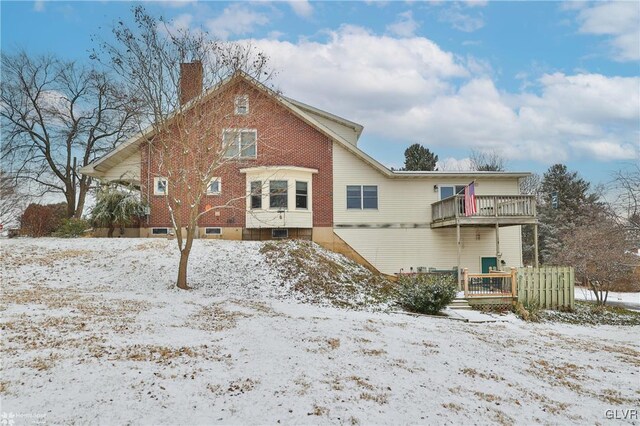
[575,1,640,61]
[569,140,639,161]
[386,11,419,37]
[33,1,45,12]
[436,157,473,171]
[155,0,196,8]
[158,13,194,35]
[246,27,639,165]
[206,4,269,40]
[439,4,485,32]
[288,0,313,18]
[462,0,488,8]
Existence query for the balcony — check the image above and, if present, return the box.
[431,195,537,228]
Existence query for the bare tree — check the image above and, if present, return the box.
[610,164,639,231]
[555,206,637,305]
[0,170,26,230]
[469,149,507,171]
[95,6,274,289]
[0,51,140,218]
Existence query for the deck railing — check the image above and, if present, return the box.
[431,195,536,222]
[463,268,517,298]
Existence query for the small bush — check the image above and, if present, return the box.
[53,218,90,238]
[397,274,457,315]
[20,203,66,237]
[514,300,542,322]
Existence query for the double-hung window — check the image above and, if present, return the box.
[250,181,262,209]
[295,181,308,209]
[154,177,168,195]
[269,180,288,209]
[234,95,249,115]
[223,129,256,159]
[207,177,221,195]
[346,185,378,209]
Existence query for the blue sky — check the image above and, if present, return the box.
[2,0,639,186]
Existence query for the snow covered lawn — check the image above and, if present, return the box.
[575,287,640,306]
[2,238,639,424]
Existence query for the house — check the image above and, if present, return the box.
[80,63,538,277]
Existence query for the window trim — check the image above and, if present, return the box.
[295,180,309,210]
[234,95,249,115]
[204,227,222,235]
[206,177,222,195]
[346,185,378,210]
[438,184,466,201]
[153,177,168,196]
[222,128,257,159]
[250,180,262,210]
[269,180,288,210]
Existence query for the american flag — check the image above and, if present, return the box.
[464,181,477,216]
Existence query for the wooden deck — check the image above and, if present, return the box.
[431,195,537,228]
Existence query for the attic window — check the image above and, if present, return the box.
[235,95,249,115]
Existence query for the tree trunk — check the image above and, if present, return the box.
[176,225,195,290]
[107,224,115,238]
[176,248,191,290]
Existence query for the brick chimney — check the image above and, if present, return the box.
[179,61,203,105]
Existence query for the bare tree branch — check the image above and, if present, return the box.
[1,51,142,218]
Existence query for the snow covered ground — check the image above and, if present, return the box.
[575,287,640,305]
[2,238,639,425]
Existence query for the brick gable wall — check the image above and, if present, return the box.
[140,79,333,229]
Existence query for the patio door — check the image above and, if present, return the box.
[481,257,497,273]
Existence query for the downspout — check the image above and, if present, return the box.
[147,141,151,226]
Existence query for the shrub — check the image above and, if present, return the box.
[53,218,90,238]
[20,203,66,237]
[397,274,457,314]
[514,300,542,322]
[91,186,146,237]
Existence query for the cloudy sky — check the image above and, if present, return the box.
[2,0,638,184]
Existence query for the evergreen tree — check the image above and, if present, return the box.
[538,164,599,264]
[91,186,147,237]
[402,144,438,171]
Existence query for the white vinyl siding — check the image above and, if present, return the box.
[332,142,523,274]
[102,151,141,183]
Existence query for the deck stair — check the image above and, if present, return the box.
[448,298,472,310]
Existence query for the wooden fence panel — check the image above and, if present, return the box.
[516,267,575,310]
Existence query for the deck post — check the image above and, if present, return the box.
[456,221,461,290]
[495,223,501,270]
[510,267,517,298]
[533,223,539,267]
[463,268,469,298]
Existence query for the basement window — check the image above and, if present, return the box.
[205,227,222,235]
[272,229,288,239]
[151,228,169,235]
